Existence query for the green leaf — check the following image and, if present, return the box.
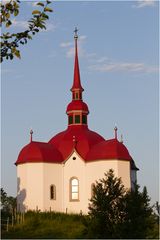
[6,20,12,28]
[39,23,46,29]
[42,13,49,19]
[46,0,52,4]
[5,13,10,19]
[32,10,41,15]
[36,2,44,7]
[14,9,19,16]
[10,54,13,60]
[11,47,16,53]
[44,7,53,12]
[13,49,21,59]
[27,35,32,40]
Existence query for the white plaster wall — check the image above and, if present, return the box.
[43,163,63,212]
[85,160,131,214]
[63,151,86,214]
[117,161,131,189]
[85,160,118,214]
[17,164,27,212]
[17,158,132,214]
[26,163,44,211]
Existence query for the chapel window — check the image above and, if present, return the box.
[50,185,56,200]
[69,115,73,125]
[75,115,80,124]
[75,93,79,99]
[70,177,79,201]
[82,115,87,124]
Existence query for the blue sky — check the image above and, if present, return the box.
[1,0,159,204]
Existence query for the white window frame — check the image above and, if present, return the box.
[70,177,79,201]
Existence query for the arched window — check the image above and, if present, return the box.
[91,183,95,198]
[70,177,79,201]
[50,185,56,200]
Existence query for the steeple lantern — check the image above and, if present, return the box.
[66,28,89,127]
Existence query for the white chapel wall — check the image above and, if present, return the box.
[43,163,63,212]
[26,163,44,211]
[17,164,27,212]
[63,151,87,214]
[85,160,118,213]
[117,160,131,189]
[17,157,132,214]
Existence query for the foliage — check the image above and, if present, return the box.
[122,184,155,239]
[2,211,86,239]
[0,0,53,62]
[86,169,159,239]
[87,169,126,238]
[1,188,17,217]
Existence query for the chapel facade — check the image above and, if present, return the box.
[16,30,139,214]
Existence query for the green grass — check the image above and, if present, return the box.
[1,211,88,239]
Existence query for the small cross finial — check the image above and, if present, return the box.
[74,27,78,39]
[30,129,33,142]
[114,125,118,139]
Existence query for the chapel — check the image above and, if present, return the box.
[16,29,139,214]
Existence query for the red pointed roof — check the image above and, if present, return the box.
[86,138,132,161]
[15,141,63,165]
[71,32,84,92]
[49,125,105,160]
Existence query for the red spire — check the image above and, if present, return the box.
[71,28,84,92]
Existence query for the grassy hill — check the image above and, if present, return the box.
[2,211,88,239]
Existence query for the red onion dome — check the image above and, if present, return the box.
[49,125,105,160]
[15,141,63,165]
[86,138,132,161]
[66,100,89,113]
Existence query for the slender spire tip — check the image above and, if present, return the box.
[30,129,33,142]
[74,27,78,39]
[114,125,118,139]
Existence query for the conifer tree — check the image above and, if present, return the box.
[87,170,157,239]
[122,183,155,239]
[87,169,126,238]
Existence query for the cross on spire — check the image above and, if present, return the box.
[74,27,78,39]
[70,27,84,92]
[30,129,33,142]
[114,126,118,139]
